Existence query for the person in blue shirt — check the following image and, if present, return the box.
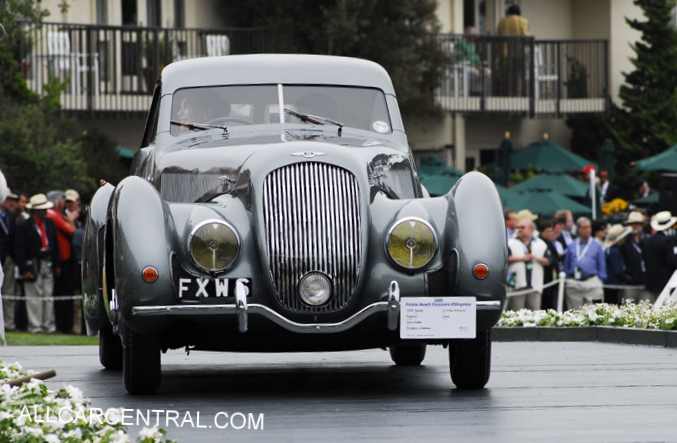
[564,217,607,308]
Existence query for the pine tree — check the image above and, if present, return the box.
[616,0,677,158]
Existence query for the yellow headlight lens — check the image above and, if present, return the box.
[386,218,437,270]
[189,221,240,272]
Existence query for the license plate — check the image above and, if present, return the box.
[177,277,250,300]
[399,297,476,339]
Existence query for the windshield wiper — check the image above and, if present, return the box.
[283,108,343,137]
[170,120,229,134]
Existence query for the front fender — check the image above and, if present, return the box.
[448,171,507,302]
[369,171,506,329]
[82,183,114,335]
[110,176,175,333]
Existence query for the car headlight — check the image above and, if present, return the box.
[188,220,240,272]
[298,272,332,306]
[386,217,437,271]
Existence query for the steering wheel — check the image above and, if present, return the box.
[206,116,253,126]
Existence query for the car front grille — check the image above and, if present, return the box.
[262,162,362,312]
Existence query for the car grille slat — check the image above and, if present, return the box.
[263,162,362,312]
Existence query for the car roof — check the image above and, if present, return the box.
[161,54,395,95]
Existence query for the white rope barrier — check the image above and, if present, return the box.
[506,273,648,313]
[2,294,84,301]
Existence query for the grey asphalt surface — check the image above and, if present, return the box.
[2,342,676,442]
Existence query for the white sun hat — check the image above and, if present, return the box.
[650,211,677,232]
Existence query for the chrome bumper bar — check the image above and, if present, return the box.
[131,280,502,335]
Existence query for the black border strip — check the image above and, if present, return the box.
[493,327,677,348]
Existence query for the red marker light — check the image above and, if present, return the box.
[142,266,159,283]
[472,263,489,280]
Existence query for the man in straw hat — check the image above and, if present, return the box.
[642,211,677,299]
[564,217,607,308]
[621,211,653,303]
[14,194,59,333]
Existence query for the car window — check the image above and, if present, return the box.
[170,84,392,135]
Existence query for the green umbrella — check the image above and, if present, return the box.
[633,192,659,206]
[508,191,591,216]
[420,173,460,196]
[495,184,521,207]
[511,140,593,173]
[418,155,463,177]
[116,146,136,160]
[636,145,677,172]
[510,173,588,198]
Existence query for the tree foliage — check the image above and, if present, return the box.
[568,0,677,194]
[0,0,124,197]
[616,0,677,157]
[223,0,446,118]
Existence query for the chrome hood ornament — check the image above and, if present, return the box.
[291,151,326,159]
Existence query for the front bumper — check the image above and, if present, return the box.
[131,281,502,335]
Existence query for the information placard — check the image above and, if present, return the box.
[400,297,476,339]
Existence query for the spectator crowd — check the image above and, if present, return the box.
[1,187,84,334]
[505,207,677,311]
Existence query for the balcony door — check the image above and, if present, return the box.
[464,0,519,35]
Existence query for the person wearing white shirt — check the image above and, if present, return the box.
[507,218,551,310]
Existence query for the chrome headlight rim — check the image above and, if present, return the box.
[385,216,438,271]
[297,271,333,306]
[187,219,241,273]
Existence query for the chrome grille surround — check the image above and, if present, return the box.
[262,162,362,312]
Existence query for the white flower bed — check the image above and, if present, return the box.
[0,361,171,442]
[499,302,677,330]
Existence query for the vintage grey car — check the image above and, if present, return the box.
[82,54,507,394]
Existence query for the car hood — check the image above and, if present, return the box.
[152,132,420,204]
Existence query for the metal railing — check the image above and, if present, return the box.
[16,24,608,118]
[17,21,277,114]
[435,34,609,116]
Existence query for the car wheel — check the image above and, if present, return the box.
[449,329,491,389]
[389,344,427,366]
[122,329,161,395]
[99,323,122,370]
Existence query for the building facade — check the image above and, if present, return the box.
[21,0,642,169]
[409,0,643,171]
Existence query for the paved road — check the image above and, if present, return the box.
[2,342,677,442]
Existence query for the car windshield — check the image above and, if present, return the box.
[170,84,392,136]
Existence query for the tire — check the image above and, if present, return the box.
[389,343,427,366]
[122,329,161,395]
[449,329,491,389]
[99,324,122,370]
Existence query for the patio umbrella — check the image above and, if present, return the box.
[418,155,463,177]
[495,184,521,208]
[507,191,592,216]
[510,173,588,198]
[419,173,460,196]
[633,192,659,206]
[510,140,593,173]
[636,145,677,172]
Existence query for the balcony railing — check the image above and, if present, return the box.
[17,24,608,117]
[17,21,278,114]
[435,34,609,116]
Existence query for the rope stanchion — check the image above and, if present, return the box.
[557,272,566,313]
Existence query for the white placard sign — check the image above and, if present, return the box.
[400,297,476,339]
